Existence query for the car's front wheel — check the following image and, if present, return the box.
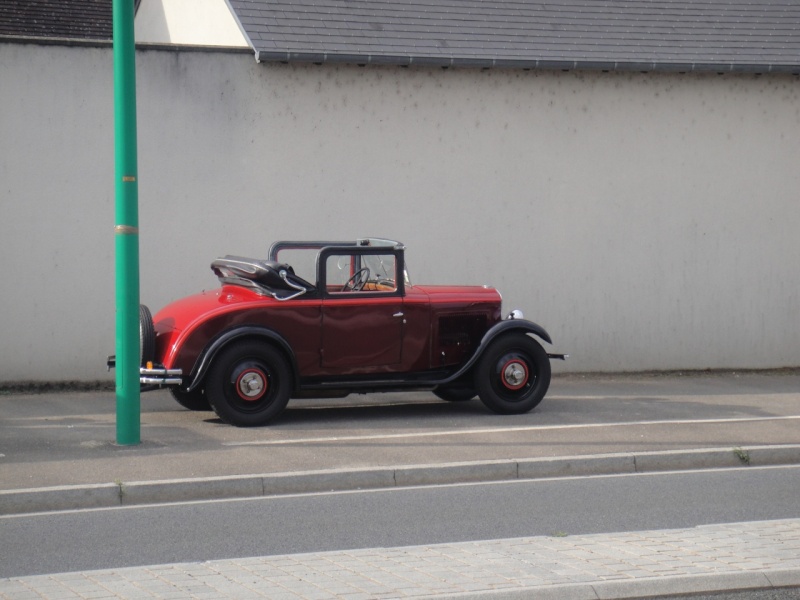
[474,333,551,415]
[206,341,292,426]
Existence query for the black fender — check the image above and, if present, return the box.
[480,318,553,346]
[184,326,299,392]
[439,319,553,385]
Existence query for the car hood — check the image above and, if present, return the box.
[411,284,502,304]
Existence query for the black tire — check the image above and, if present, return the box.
[205,341,292,426]
[139,304,155,365]
[474,333,551,415]
[170,387,212,411]
[433,385,476,402]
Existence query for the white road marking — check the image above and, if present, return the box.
[223,414,800,446]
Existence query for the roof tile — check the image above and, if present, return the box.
[0,0,114,40]
[228,0,800,71]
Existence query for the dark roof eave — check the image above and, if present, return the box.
[254,50,800,74]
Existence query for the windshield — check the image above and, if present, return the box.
[326,252,398,293]
[361,254,412,288]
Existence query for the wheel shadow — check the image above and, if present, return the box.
[202,395,493,427]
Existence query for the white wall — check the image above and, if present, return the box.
[135,0,247,47]
[1,41,799,381]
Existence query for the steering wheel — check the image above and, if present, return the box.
[341,268,370,292]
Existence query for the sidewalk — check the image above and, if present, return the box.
[2,519,799,599]
[2,371,800,598]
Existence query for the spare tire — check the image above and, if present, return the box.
[139,304,155,365]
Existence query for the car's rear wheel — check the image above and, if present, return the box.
[474,333,550,414]
[170,387,212,411]
[206,341,292,426]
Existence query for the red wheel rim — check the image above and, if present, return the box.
[500,358,529,391]
[235,368,268,402]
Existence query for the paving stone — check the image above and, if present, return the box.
[2,519,800,599]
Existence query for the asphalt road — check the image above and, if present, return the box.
[2,465,798,579]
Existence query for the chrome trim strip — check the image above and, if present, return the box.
[140,377,183,385]
[139,366,183,386]
[140,367,182,377]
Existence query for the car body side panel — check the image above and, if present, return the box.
[400,285,433,372]
[321,296,404,370]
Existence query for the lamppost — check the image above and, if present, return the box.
[113,0,140,445]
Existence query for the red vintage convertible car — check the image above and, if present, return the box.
[111,239,566,426]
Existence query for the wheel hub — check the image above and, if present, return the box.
[501,359,529,390]
[236,369,267,401]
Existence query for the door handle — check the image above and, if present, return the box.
[393,312,404,318]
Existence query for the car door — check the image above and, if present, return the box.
[320,249,404,371]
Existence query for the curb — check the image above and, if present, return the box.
[2,444,799,516]
[446,569,800,599]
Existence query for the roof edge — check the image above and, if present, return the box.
[254,50,800,75]
[0,34,112,48]
[0,35,251,55]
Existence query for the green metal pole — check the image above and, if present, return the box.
[113,0,140,445]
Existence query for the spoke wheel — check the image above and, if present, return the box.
[474,333,551,414]
[206,341,292,426]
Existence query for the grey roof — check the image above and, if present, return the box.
[0,0,114,40]
[227,0,800,73]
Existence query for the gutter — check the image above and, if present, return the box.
[254,50,800,75]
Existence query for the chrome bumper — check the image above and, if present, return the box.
[140,365,183,386]
[107,356,183,386]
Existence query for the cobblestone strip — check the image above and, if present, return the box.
[2,519,798,599]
